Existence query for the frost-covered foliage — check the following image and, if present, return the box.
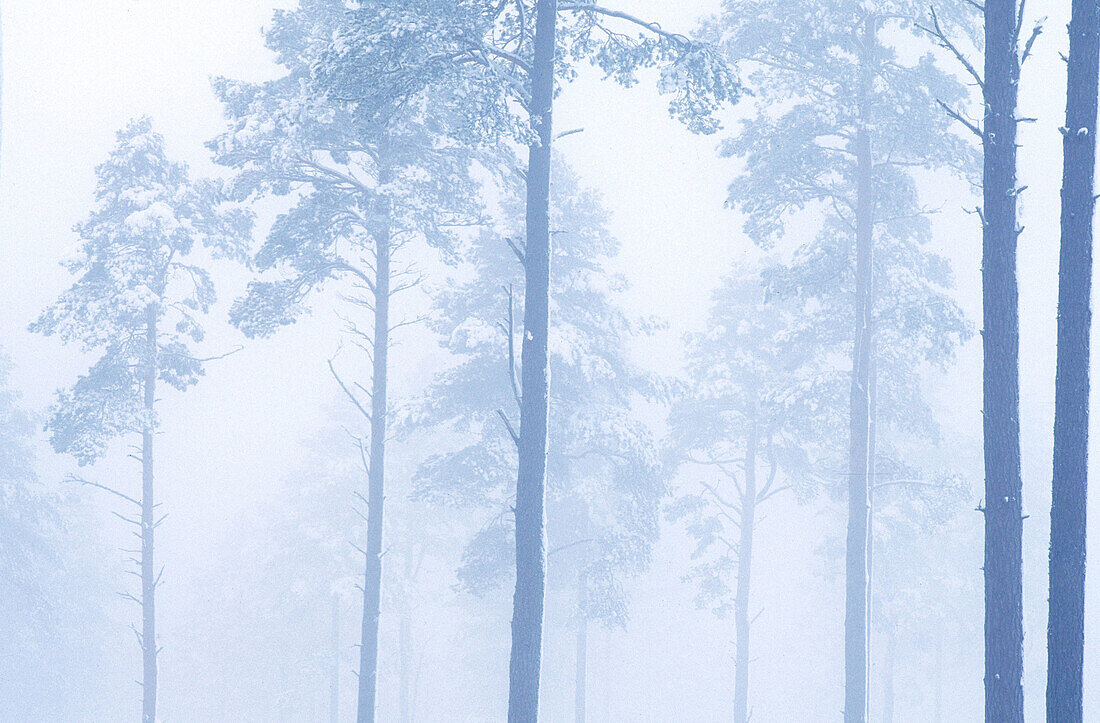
[664,266,830,616]
[0,354,59,630]
[31,118,251,462]
[713,0,977,248]
[709,0,974,493]
[211,0,479,339]
[317,0,742,143]
[0,353,125,720]
[406,160,663,627]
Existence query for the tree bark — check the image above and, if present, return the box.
[844,17,876,723]
[508,0,557,720]
[1047,0,1099,719]
[357,187,391,723]
[982,2,1024,720]
[733,417,758,723]
[141,305,158,723]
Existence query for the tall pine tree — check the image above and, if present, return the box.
[31,118,250,722]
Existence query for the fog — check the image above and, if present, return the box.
[0,0,1095,721]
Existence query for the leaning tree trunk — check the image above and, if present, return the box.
[844,16,876,723]
[508,0,557,720]
[141,305,159,723]
[1047,0,1099,718]
[982,1,1024,720]
[733,416,758,723]
[357,201,392,723]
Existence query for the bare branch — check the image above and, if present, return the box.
[328,355,372,422]
[111,511,142,527]
[918,7,983,91]
[1020,21,1043,67]
[505,236,526,266]
[158,345,243,364]
[548,538,595,557]
[936,99,983,138]
[72,475,141,509]
[700,479,741,511]
[496,409,520,447]
[467,40,532,74]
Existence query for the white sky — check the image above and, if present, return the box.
[0,0,1091,719]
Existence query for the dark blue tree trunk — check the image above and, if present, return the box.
[982,1,1024,719]
[509,0,557,719]
[1047,0,1099,718]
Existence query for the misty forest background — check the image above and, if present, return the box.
[3,0,1100,721]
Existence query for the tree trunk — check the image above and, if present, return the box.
[508,0,557,720]
[141,305,158,723]
[733,417,758,723]
[844,17,875,723]
[331,593,340,723]
[574,568,587,723]
[357,195,391,723]
[1047,0,1099,718]
[866,358,877,697]
[982,2,1024,720]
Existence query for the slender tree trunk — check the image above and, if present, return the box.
[509,0,556,719]
[844,17,876,723]
[331,593,340,723]
[357,197,391,723]
[733,417,758,723]
[141,305,158,723]
[866,358,877,699]
[1047,0,1099,718]
[574,568,587,723]
[982,2,1024,720]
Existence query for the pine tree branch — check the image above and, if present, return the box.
[328,355,372,422]
[936,99,983,139]
[559,3,690,47]
[918,7,984,92]
[72,475,141,509]
[496,409,520,447]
